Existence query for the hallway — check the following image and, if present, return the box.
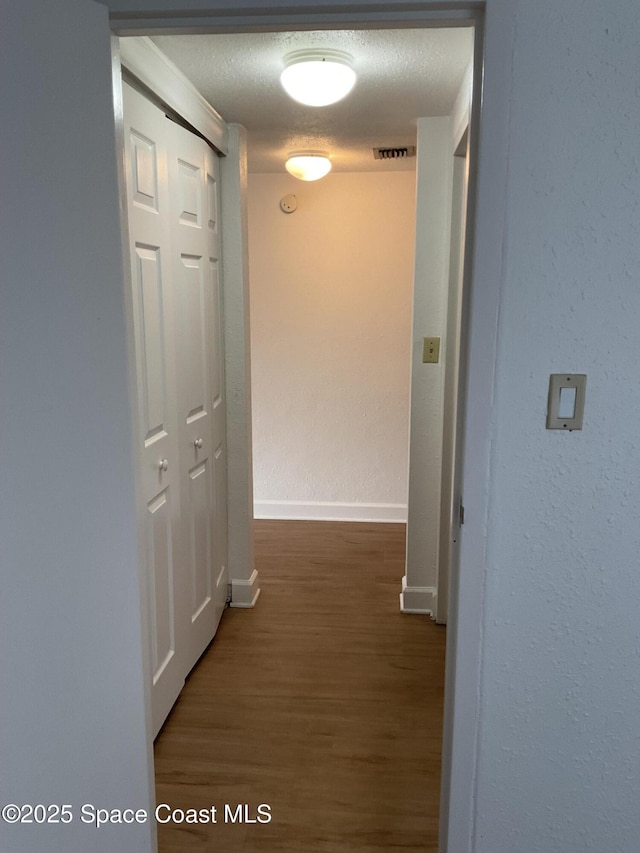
[154,520,446,852]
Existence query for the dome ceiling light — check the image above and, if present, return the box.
[285,152,332,182]
[280,50,357,107]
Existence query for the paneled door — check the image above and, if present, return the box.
[167,119,229,674]
[123,83,186,736]
[123,83,229,735]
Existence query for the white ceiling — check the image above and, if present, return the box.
[151,28,473,173]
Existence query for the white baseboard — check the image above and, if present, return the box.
[254,500,408,523]
[399,576,437,616]
[230,570,261,608]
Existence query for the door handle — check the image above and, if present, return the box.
[158,459,169,472]
[194,438,203,449]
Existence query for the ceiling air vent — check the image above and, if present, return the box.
[372,146,416,161]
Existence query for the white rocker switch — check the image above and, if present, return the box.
[546,374,586,430]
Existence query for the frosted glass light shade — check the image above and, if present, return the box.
[285,153,332,182]
[280,50,356,107]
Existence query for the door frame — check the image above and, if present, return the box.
[436,122,470,627]
[109,4,514,852]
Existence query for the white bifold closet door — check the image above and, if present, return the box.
[123,82,228,736]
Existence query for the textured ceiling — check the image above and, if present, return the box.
[150,28,473,173]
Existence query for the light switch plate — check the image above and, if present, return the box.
[546,374,586,430]
[422,337,440,364]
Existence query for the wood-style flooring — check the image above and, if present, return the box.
[154,520,446,852]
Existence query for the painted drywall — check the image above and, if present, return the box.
[10,1,640,852]
[248,171,415,522]
[0,2,154,851]
[472,3,640,851]
[402,117,453,613]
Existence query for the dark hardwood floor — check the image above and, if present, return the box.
[154,520,446,852]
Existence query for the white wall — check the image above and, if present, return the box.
[14,1,640,851]
[248,171,415,523]
[1,2,154,851]
[472,3,640,850]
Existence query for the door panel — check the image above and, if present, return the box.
[213,441,229,614]
[178,253,209,421]
[169,121,228,673]
[207,172,218,232]
[147,489,175,680]
[130,132,159,211]
[188,460,213,620]
[135,247,167,441]
[124,82,229,731]
[177,159,203,227]
[210,260,224,409]
[123,83,185,736]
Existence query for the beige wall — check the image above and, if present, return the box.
[248,170,416,522]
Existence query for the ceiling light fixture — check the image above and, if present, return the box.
[280,50,357,107]
[285,152,332,182]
